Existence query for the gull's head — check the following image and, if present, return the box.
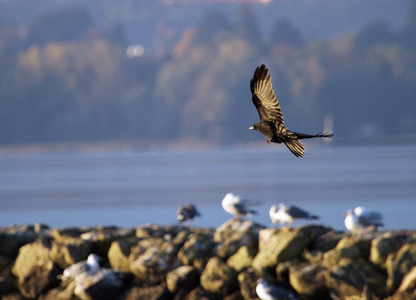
[87,254,101,266]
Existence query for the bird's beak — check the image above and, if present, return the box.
[249,126,254,130]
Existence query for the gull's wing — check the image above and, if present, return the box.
[284,205,311,219]
[250,64,284,123]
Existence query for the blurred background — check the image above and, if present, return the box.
[0,0,415,230]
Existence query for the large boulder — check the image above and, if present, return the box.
[322,237,370,269]
[253,228,310,273]
[237,268,258,300]
[11,240,61,299]
[73,269,127,300]
[398,265,416,292]
[118,285,170,300]
[200,257,238,295]
[177,232,215,267]
[214,219,262,260]
[108,237,141,272]
[214,219,261,243]
[49,239,93,269]
[129,237,181,285]
[166,265,199,294]
[386,241,416,292]
[370,232,413,270]
[227,246,254,272]
[325,257,387,300]
[288,262,328,299]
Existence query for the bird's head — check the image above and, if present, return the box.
[249,123,259,131]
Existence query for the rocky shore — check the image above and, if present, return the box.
[0,220,416,300]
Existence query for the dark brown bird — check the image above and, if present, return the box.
[177,203,201,223]
[249,64,333,157]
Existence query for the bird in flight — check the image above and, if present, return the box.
[249,64,333,157]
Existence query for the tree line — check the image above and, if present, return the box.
[0,3,415,146]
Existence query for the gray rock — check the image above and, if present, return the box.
[166,265,199,294]
[227,246,254,272]
[11,240,52,280]
[325,257,387,300]
[50,239,93,269]
[177,232,215,267]
[398,265,416,292]
[386,241,416,292]
[16,260,61,299]
[370,232,414,270]
[108,237,142,272]
[200,257,238,295]
[185,286,218,300]
[0,276,15,296]
[288,262,328,299]
[253,228,310,272]
[119,285,170,300]
[237,268,258,300]
[129,237,181,285]
[73,269,126,300]
[214,219,262,260]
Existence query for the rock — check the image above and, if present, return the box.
[17,260,61,299]
[177,232,215,267]
[0,233,21,259]
[385,289,416,300]
[80,227,135,258]
[0,276,15,296]
[398,265,416,292]
[12,242,61,300]
[214,219,262,260]
[129,237,181,285]
[310,230,345,253]
[0,254,13,272]
[119,285,170,300]
[12,240,52,280]
[50,238,93,269]
[227,246,254,272]
[135,224,190,239]
[73,269,126,300]
[108,237,141,272]
[237,268,258,300]
[185,286,218,300]
[288,262,328,299]
[370,232,413,269]
[214,219,263,243]
[325,257,387,300]
[323,238,362,269]
[253,228,310,273]
[386,241,416,292]
[200,257,238,295]
[53,227,91,242]
[166,265,199,294]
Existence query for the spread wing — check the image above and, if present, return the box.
[250,64,284,124]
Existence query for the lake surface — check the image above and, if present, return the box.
[0,144,415,231]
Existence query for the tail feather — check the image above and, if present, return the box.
[284,139,305,157]
[295,131,334,139]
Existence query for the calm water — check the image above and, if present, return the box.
[0,144,415,231]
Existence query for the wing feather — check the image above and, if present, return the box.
[250,64,284,123]
[284,139,305,158]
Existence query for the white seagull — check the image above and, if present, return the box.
[61,253,101,280]
[256,279,297,300]
[269,204,319,228]
[221,192,258,219]
[344,206,384,232]
[177,203,201,223]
